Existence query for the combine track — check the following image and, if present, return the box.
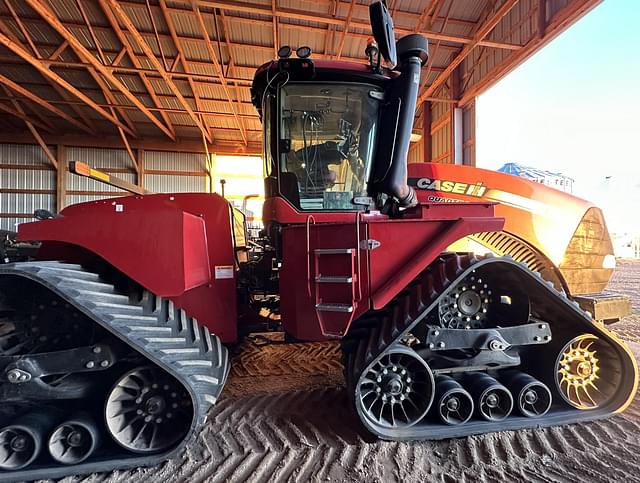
[38,262,640,482]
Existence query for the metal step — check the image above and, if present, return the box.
[314,248,354,255]
[315,275,353,284]
[316,303,354,313]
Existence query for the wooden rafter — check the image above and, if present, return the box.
[335,0,356,60]
[422,0,455,92]
[271,0,278,57]
[0,30,134,135]
[418,0,519,103]
[73,0,139,138]
[178,0,522,51]
[218,10,248,146]
[414,0,440,31]
[158,0,211,141]
[4,89,58,168]
[105,0,212,143]
[25,0,175,140]
[192,4,247,145]
[0,100,52,132]
[0,73,93,134]
[97,0,176,140]
[48,40,68,60]
[0,13,475,65]
[0,8,97,134]
[2,85,53,132]
[145,0,168,71]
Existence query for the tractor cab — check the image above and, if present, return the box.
[251,1,429,221]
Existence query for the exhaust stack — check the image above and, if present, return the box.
[368,2,429,208]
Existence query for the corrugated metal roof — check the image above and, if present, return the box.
[0,0,598,149]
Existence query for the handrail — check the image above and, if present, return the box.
[355,212,363,302]
[305,214,316,298]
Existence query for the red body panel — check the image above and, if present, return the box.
[18,193,238,343]
[279,202,503,341]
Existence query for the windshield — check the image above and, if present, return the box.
[279,83,381,210]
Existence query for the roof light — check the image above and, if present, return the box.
[296,46,312,59]
[278,45,292,59]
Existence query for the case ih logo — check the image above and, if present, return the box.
[408,177,488,197]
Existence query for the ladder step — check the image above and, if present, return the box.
[314,248,354,255]
[315,275,353,284]
[316,303,354,313]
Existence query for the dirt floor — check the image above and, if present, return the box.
[61,260,640,483]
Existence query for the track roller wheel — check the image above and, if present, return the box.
[467,373,513,421]
[555,334,621,410]
[502,372,552,418]
[433,376,474,425]
[48,414,100,464]
[105,366,192,454]
[0,412,54,470]
[356,346,434,429]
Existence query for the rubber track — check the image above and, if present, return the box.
[0,261,229,482]
[342,252,637,440]
[342,252,478,395]
[57,363,640,483]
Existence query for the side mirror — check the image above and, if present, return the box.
[369,1,397,68]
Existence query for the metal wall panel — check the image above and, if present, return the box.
[65,147,132,169]
[0,218,32,231]
[144,151,206,172]
[0,144,210,231]
[0,167,55,190]
[408,141,423,164]
[145,174,207,193]
[0,193,55,214]
[64,147,132,203]
[144,150,208,194]
[462,101,476,166]
[0,143,50,165]
[0,144,56,230]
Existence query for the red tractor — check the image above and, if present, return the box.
[0,3,636,480]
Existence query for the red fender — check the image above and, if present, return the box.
[18,193,238,343]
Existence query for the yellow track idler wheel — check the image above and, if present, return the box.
[555,334,621,410]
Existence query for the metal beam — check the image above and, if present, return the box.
[105,0,212,143]
[25,0,174,140]
[419,0,519,103]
